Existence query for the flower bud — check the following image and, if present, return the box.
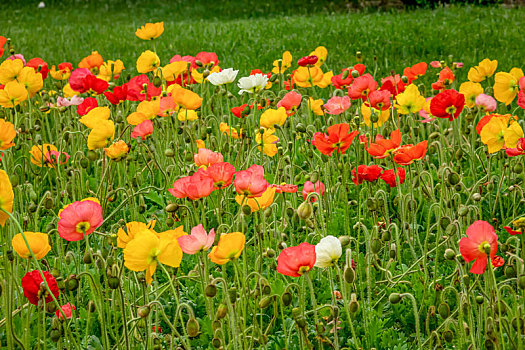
[351,70,359,78]
[152,76,162,88]
[50,329,62,342]
[442,329,454,343]
[349,293,359,313]
[444,248,456,260]
[370,238,382,254]
[216,303,228,319]
[205,284,217,298]
[281,291,292,306]
[186,317,200,337]
[342,69,350,79]
[475,295,484,305]
[389,293,402,304]
[66,275,79,291]
[138,306,150,318]
[513,163,523,174]
[164,148,175,157]
[265,248,276,258]
[297,201,313,220]
[86,150,98,161]
[518,275,525,289]
[343,265,355,284]
[401,75,409,84]
[447,172,460,186]
[212,338,221,348]
[258,296,273,309]
[338,236,350,247]
[165,203,179,212]
[108,276,120,289]
[437,302,450,319]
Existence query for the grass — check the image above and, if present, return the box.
[2,1,525,79]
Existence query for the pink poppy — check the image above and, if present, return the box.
[57,95,84,107]
[194,148,223,168]
[56,303,76,319]
[204,162,236,189]
[459,220,498,274]
[169,171,214,200]
[277,91,302,116]
[177,224,216,254]
[302,181,325,202]
[324,96,351,115]
[475,94,497,112]
[348,74,378,100]
[131,120,153,140]
[58,200,103,241]
[234,164,269,198]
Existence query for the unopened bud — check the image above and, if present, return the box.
[297,201,313,220]
[186,317,200,337]
[138,306,150,318]
[444,248,456,260]
[389,293,402,304]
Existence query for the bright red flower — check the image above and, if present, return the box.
[491,256,505,268]
[231,102,264,118]
[380,168,406,187]
[104,84,128,105]
[169,171,214,200]
[127,75,161,101]
[503,226,522,235]
[234,164,269,198]
[276,242,316,277]
[302,181,325,202]
[403,62,427,83]
[366,90,392,110]
[131,120,153,140]
[367,129,402,159]
[277,91,302,116]
[69,68,92,93]
[430,89,465,121]
[311,123,359,155]
[270,183,299,194]
[352,165,383,185]
[297,56,318,67]
[26,57,49,79]
[431,67,455,90]
[381,75,406,98]
[331,68,353,90]
[393,140,428,165]
[0,36,6,57]
[506,137,525,157]
[459,220,498,274]
[204,162,236,190]
[77,97,98,116]
[348,74,377,100]
[56,303,76,319]
[22,270,60,306]
[82,74,109,95]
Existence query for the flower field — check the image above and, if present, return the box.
[1,2,525,349]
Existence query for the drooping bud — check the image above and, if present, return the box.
[297,201,313,220]
[216,303,228,319]
[186,317,200,337]
[444,249,456,260]
[205,284,217,298]
[138,306,150,318]
[349,293,359,313]
[389,293,402,304]
[437,302,450,319]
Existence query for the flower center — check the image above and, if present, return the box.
[445,106,457,115]
[76,221,91,234]
[478,241,491,255]
[298,266,311,275]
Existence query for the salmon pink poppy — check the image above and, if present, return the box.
[352,165,383,185]
[194,148,223,168]
[196,51,219,67]
[177,224,215,254]
[324,96,351,115]
[169,171,214,200]
[475,93,497,112]
[431,67,455,90]
[56,303,76,319]
[366,90,392,110]
[311,123,359,155]
[204,162,236,189]
[234,164,268,198]
[380,168,406,187]
[367,130,402,159]
[22,270,60,306]
[276,242,316,277]
[277,91,302,116]
[459,220,498,274]
[348,74,377,100]
[270,183,299,193]
[131,120,153,140]
[331,68,353,90]
[403,62,427,83]
[58,200,103,241]
[430,89,465,121]
[393,141,428,165]
[302,181,325,202]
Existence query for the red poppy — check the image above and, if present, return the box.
[348,74,378,100]
[380,75,406,98]
[22,270,60,306]
[311,123,359,156]
[393,140,428,165]
[104,84,128,105]
[196,51,219,67]
[459,220,498,274]
[0,36,6,57]
[297,55,318,67]
[430,89,465,121]
[302,181,325,202]
[56,303,76,319]
[231,102,264,118]
[127,75,161,101]
[403,62,427,84]
[270,183,299,194]
[131,120,153,140]
[431,66,455,90]
[367,130,402,159]
[366,90,392,110]
[380,168,406,187]
[26,57,49,79]
[352,165,383,185]
[491,256,505,268]
[77,97,98,116]
[169,171,214,200]
[506,137,525,157]
[332,68,353,90]
[276,242,316,277]
[503,226,522,235]
[234,164,269,198]
[81,74,109,95]
[203,162,236,190]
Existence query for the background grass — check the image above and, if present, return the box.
[2,1,525,80]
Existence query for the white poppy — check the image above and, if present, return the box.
[207,68,239,86]
[237,73,268,95]
[314,235,342,268]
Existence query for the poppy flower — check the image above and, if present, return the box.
[220,122,242,139]
[308,97,325,116]
[270,183,299,193]
[12,232,51,260]
[380,168,406,187]
[50,62,73,80]
[169,171,214,200]
[431,67,455,90]
[459,220,498,274]
[0,118,16,150]
[494,68,524,105]
[203,162,235,190]
[137,50,161,73]
[324,96,351,115]
[277,91,302,116]
[194,148,223,168]
[0,58,24,84]
[208,232,246,265]
[57,199,103,241]
[403,62,427,83]
[22,270,59,306]
[0,36,5,57]
[380,75,406,98]
[331,68,353,90]
[256,128,279,157]
[196,51,219,67]
[207,68,238,86]
[29,144,69,168]
[117,220,157,249]
[506,137,525,157]
[0,81,27,108]
[104,84,128,105]
[366,90,391,110]
[98,59,125,81]
[352,164,383,185]
[459,81,483,108]
[81,74,109,95]
[124,228,184,284]
[56,95,84,107]
[311,123,359,155]
[234,164,269,198]
[235,187,275,212]
[348,73,377,100]
[361,103,390,127]
[475,93,497,113]
[171,87,202,110]
[177,224,215,255]
[297,55,318,67]
[366,129,402,158]
[302,181,325,202]
[503,218,524,235]
[18,66,44,97]
[104,140,130,161]
[78,51,103,73]
[315,236,342,268]
[0,170,14,227]
[293,66,325,88]
[260,107,288,130]
[127,75,162,101]
[237,73,268,94]
[77,97,98,116]
[136,22,164,40]
[393,141,428,166]
[69,68,92,92]
[430,89,465,121]
[26,57,49,79]
[276,242,316,277]
[79,106,111,128]
[468,59,497,83]
[56,303,76,319]
[87,121,115,150]
[310,46,327,66]
[272,51,293,74]
[480,115,524,153]
[131,120,153,140]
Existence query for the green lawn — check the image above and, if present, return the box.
[2,1,525,79]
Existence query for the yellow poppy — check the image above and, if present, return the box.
[79,107,111,128]
[0,81,28,108]
[294,66,324,88]
[136,50,160,73]
[98,60,125,81]
[171,87,202,110]
[260,107,288,130]
[459,81,484,108]
[480,116,524,153]
[493,68,524,105]
[361,104,390,127]
[104,140,130,161]
[0,170,14,227]
[177,108,199,122]
[467,59,497,83]
[12,232,51,259]
[87,120,115,150]
[235,187,275,212]
[117,220,157,248]
[0,119,16,150]
[0,59,24,84]
[208,232,246,265]
[310,46,328,67]
[18,67,43,97]
[256,128,279,157]
[394,84,426,114]
[308,97,324,116]
[272,51,293,74]
[135,22,164,40]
